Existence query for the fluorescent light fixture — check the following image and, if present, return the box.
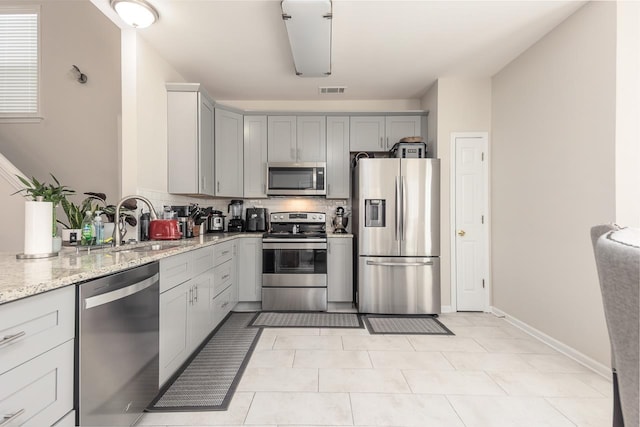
[281,0,332,77]
[111,0,159,28]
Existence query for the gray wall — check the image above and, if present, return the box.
[491,2,616,365]
[0,1,121,207]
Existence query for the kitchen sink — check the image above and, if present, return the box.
[113,241,184,253]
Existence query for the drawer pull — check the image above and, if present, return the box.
[0,331,26,348]
[1,409,25,426]
[222,274,230,281]
[221,302,229,308]
[221,250,230,255]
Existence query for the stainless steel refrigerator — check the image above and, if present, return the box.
[353,158,440,314]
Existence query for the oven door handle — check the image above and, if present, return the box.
[262,238,327,243]
[263,242,327,250]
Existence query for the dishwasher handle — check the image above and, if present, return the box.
[84,273,159,310]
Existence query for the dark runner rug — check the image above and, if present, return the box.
[249,311,363,328]
[147,312,261,411]
[363,314,454,335]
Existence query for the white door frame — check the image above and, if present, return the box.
[450,132,491,312]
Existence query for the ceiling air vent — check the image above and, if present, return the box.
[319,86,346,94]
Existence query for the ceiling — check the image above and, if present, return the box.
[95,0,586,101]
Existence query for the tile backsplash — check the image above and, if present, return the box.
[136,188,352,233]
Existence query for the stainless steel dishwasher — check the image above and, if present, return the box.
[77,262,159,426]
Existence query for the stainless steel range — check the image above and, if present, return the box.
[262,212,327,311]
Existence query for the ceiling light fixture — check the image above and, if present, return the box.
[110,0,159,29]
[281,0,332,77]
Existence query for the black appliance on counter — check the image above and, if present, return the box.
[246,208,268,232]
[262,212,327,311]
[227,200,244,232]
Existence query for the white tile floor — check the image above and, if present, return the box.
[139,312,613,427]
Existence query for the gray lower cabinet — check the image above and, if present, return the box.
[327,236,354,302]
[0,286,75,427]
[326,116,350,199]
[244,115,268,198]
[238,237,262,302]
[159,245,220,386]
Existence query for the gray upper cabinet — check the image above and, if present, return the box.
[385,116,422,150]
[268,116,326,162]
[326,117,350,199]
[349,116,385,152]
[215,108,244,197]
[297,116,326,162]
[243,115,268,198]
[167,83,215,196]
[267,116,296,162]
[350,115,423,152]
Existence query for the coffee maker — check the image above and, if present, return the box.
[227,200,244,232]
[332,206,349,234]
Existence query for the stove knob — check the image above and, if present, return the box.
[279,215,284,219]
[311,215,316,220]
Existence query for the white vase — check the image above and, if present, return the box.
[24,200,53,255]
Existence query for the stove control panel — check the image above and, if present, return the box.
[270,212,325,224]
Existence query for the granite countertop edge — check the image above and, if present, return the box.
[0,232,264,306]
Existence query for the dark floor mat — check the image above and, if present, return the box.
[363,315,454,335]
[147,312,261,411]
[249,311,363,328]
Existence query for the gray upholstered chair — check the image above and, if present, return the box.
[591,225,639,427]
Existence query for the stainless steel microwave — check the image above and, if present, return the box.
[266,162,326,196]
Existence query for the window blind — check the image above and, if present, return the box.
[0,11,39,115]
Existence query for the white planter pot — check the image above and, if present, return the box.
[61,228,82,244]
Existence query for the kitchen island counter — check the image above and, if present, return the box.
[0,233,263,305]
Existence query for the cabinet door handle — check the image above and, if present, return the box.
[386,136,389,150]
[217,181,220,193]
[0,409,25,427]
[380,136,383,149]
[189,286,193,305]
[0,331,26,348]
[194,285,198,302]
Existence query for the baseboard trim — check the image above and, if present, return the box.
[441,305,454,313]
[490,306,611,379]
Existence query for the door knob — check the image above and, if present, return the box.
[457,230,466,237]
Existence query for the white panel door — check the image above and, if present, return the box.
[454,135,488,311]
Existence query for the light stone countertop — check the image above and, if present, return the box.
[0,232,264,306]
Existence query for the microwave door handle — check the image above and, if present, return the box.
[313,168,317,191]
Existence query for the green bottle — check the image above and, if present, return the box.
[81,211,95,245]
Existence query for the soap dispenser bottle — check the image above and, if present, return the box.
[94,211,104,245]
[81,211,95,245]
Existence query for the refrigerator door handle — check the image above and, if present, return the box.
[395,176,401,241]
[366,260,434,267]
[401,175,406,241]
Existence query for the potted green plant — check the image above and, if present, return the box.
[14,174,74,254]
[59,192,138,243]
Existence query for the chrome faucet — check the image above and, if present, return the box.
[114,195,158,247]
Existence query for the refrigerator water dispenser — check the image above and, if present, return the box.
[365,199,386,227]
